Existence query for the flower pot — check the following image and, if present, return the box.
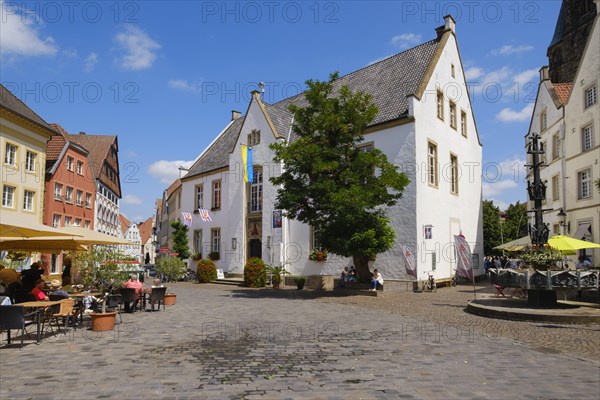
[296,282,305,290]
[164,293,177,305]
[90,311,117,332]
[272,282,281,289]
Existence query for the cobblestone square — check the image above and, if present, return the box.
[1,283,599,399]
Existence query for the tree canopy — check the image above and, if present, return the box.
[170,220,190,260]
[270,73,410,278]
[482,200,502,255]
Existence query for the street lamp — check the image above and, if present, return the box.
[557,208,570,234]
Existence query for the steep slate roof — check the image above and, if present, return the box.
[138,217,153,244]
[184,117,245,179]
[0,84,55,132]
[273,38,441,141]
[263,103,294,139]
[66,132,121,197]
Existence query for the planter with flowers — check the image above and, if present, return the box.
[309,249,328,262]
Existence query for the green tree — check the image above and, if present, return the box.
[502,201,528,242]
[170,220,190,260]
[483,200,502,255]
[270,73,410,279]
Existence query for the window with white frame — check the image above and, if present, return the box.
[195,184,203,209]
[552,133,560,160]
[2,185,15,208]
[450,154,459,194]
[66,156,74,171]
[74,218,81,226]
[84,220,91,229]
[85,192,91,207]
[54,183,63,200]
[540,110,547,131]
[65,187,73,202]
[461,111,467,137]
[211,228,220,253]
[25,151,36,172]
[77,160,83,175]
[449,101,457,129]
[194,230,202,254]
[578,169,592,199]
[584,85,597,109]
[582,124,593,151]
[250,169,263,213]
[53,214,61,228]
[23,190,34,211]
[540,141,547,165]
[211,180,221,210]
[552,174,560,201]
[4,143,17,165]
[428,141,438,187]
[64,216,72,226]
[436,90,444,120]
[76,190,83,206]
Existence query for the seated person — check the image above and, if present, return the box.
[370,269,384,291]
[122,274,143,312]
[348,266,359,282]
[339,267,349,287]
[31,278,49,301]
[21,262,44,292]
[576,256,591,270]
[48,280,70,298]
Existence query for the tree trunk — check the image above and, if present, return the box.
[353,255,371,282]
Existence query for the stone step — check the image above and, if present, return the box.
[211,278,244,286]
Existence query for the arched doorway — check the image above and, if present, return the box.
[249,239,262,258]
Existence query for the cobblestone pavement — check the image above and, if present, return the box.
[1,283,598,400]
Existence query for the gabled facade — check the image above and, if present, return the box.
[119,214,142,262]
[0,84,54,229]
[138,217,155,264]
[156,179,182,254]
[527,1,599,264]
[179,16,484,281]
[66,132,122,236]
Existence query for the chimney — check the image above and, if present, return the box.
[444,15,456,34]
[79,132,86,135]
[251,90,261,100]
[231,110,241,121]
[539,66,550,82]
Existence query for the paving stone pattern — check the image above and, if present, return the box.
[0,283,598,399]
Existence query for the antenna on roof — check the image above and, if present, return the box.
[258,82,265,100]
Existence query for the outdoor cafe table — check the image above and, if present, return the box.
[69,293,102,325]
[19,300,61,343]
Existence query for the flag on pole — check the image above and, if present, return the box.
[401,245,417,279]
[199,208,212,222]
[181,211,193,228]
[241,145,253,183]
[454,234,473,281]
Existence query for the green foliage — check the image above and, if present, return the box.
[502,201,528,242]
[269,73,409,269]
[267,265,287,285]
[6,251,29,262]
[196,259,217,283]
[170,220,190,260]
[156,256,187,283]
[74,248,129,301]
[521,247,564,270]
[595,178,600,193]
[483,200,502,255]
[244,257,266,287]
[293,276,306,284]
[308,249,328,261]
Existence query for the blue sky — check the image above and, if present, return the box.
[1,1,563,222]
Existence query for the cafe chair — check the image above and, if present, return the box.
[12,289,35,304]
[148,287,167,311]
[119,288,139,313]
[49,294,69,301]
[50,299,76,334]
[39,304,61,338]
[0,305,37,349]
[106,294,123,323]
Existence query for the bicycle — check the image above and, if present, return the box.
[421,272,436,292]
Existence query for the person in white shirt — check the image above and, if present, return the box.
[370,269,384,291]
[576,256,591,270]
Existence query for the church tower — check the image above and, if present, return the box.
[547,0,596,83]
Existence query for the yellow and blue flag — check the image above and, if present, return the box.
[241,145,253,183]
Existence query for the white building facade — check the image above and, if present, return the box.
[180,16,484,281]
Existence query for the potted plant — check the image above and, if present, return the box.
[196,259,217,283]
[155,256,188,305]
[208,251,220,261]
[267,266,287,288]
[192,252,202,261]
[293,276,306,290]
[309,249,328,262]
[74,248,128,331]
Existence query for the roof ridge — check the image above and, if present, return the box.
[0,84,54,131]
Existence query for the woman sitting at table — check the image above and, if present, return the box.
[31,279,49,301]
[48,280,70,298]
[122,274,143,312]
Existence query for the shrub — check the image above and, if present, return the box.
[156,256,188,283]
[244,257,266,287]
[196,259,217,283]
[293,276,306,284]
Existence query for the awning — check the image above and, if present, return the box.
[0,227,129,252]
[0,212,81,239]
[572,222,591,240]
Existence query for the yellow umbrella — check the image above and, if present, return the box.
[0,239,87,252]
[548,235,600,252]
[0,212,81,239]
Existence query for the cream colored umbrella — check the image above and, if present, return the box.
[0,212,82,239]
[0,227,129,251]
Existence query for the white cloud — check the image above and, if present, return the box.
[390,33,422,49]
[465,67,484,80]
[84,52,98,72]
[496,103,534,122]
[114,26,160,71]
[122,194,143,205]
[0,2,58,58]
[168,79,201,93]
[513,68,538,86]
[492,44,534,56]
[147,160,194,184]
[482,180,518,197]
